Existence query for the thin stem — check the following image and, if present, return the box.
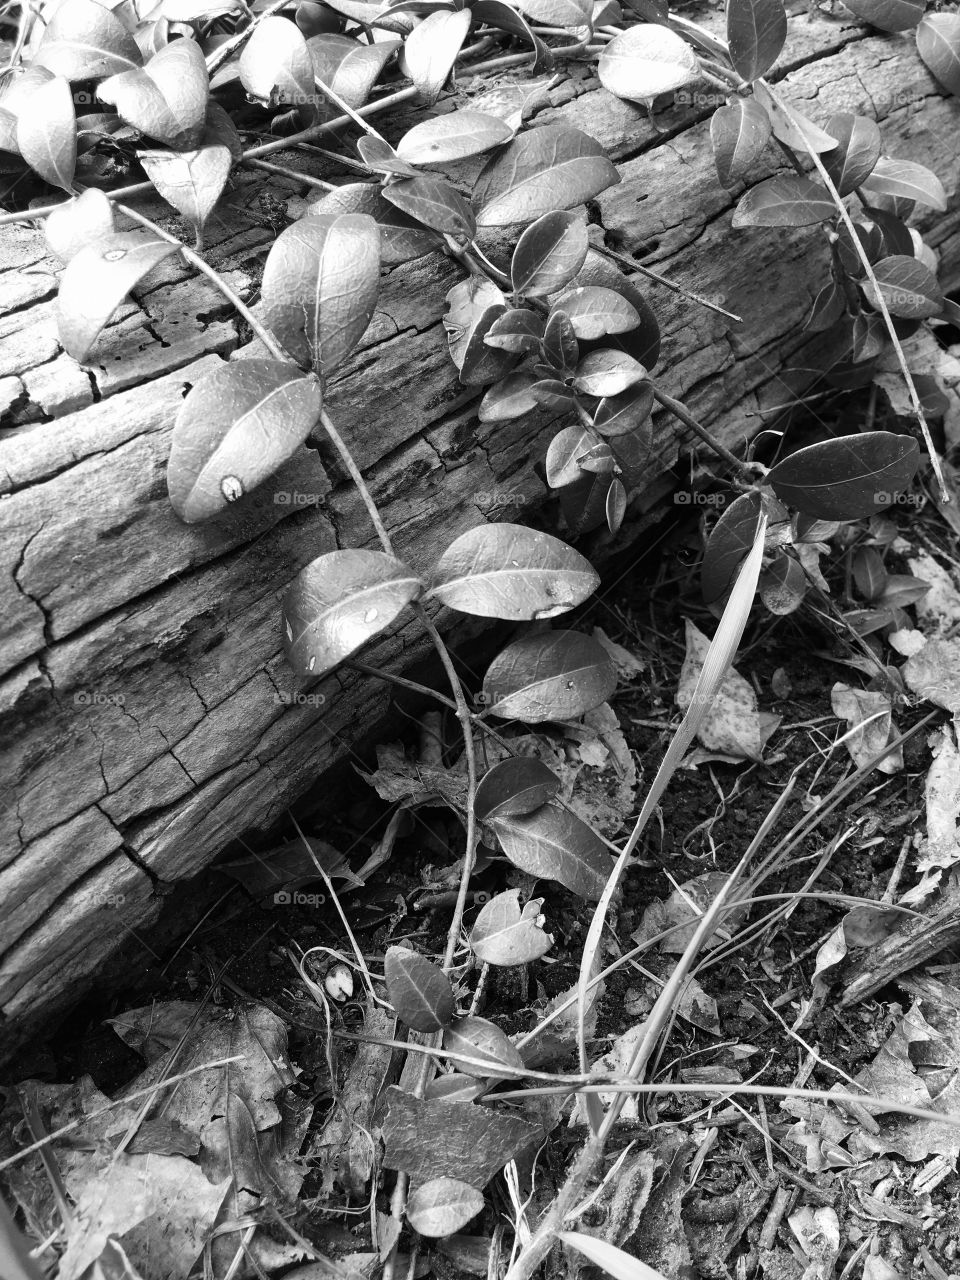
[115,203,291,364]
[312,71,388,142]
[651,386,754,481]
[758,79,949,503]
[345,660,459,711]
[243,157,337,191]
[595,243,743,324]
[318,407,395,554]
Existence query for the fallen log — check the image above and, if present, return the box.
[1,9,959,1053]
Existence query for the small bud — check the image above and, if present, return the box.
[324,961,354,1002]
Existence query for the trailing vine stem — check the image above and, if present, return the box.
[594,243,744,324]
[651,387,755,482]
[114,203,292,363]
[756,82,949,504]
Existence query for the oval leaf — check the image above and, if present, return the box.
[478,371,539,422]
[382,174,476,240]
[731,174,834,227]
[308,33,400,121]
[859,157,947,211]
[511,210,590,298]
[917,14,960,95]
[427,524,599,619]
[700,489,765,608]
[139,133,233,241]
[45,188,115,262]
[57,230,179,362]
[443,1015,525,1076]
[36,0,142,79]
[385,945,455,1031]
[239,15,315,116]
[482,630,617,721]
[573,349,647,396]
[767,431,921,519]
[99,37,209,149]
[822,113,882,197]
[598,24,700,101]
[283,549,423,675]
[841,0,924,33]
[726,0,786,81]
[594,382,654,438]
[168,361,322,522]
[403,8,471,103]
[559,249,661,370]
[17,75,76,192]
[512,0,591,26]
[553,286,641,340]
[491,804,611,900]
[861,254,943,319]
[397,110,514,164]
[407,1179,485,1239]
[474,126,620,227]
[474,758,562,820]
[710,97,772,187]
[261,213,380,376]
[470,890,552,966]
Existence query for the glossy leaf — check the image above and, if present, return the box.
[841,0,924,33]
[168,360,322,522]
[752,83,837,153]
[17,75,76,192]
[99,37,209,149]
[478,371,539,422]
[482,629,617,721]
[35,0,142,79]
[701,490,766,607]
[384,946,455,1031]
[543,310,579,374]
[239,16,316,119]
[512,0,591,27]
[307,182,435,264]
[261,213,380,376]
[859,157,948,211]
[759,552,807,614]
[443,1015,525,1076]
[138,130,233,242]
[594,382,654,437]
[822,113,881,196]
[427,524,599,619]
[484,308,544,353]
[407,1179,485,1239]
[283,549,423,676]
[726,0,787,82]
[57,231,179,362]
[308,33,399,119]
[606,477,627,534]
[443,278,514,385]
[474,759,561,820]
[474,126,620,226]
[403,8,471,103]
[491,804,611,900]
[861,254,943,319]
[560,249,661,370]
[356,134,419,177]
[470,890,552,966]
[382,175,476,240]
[397,110,514,164]
[731,174,834,227]
[472,0,554,71]
[573,349,647,396]
[917,14,960,95]
[45,188,115,262]
[767,431,921,519]
[544,425,599,489]
[511,210,589,298]
[598,24,700,100]
[552,286,641,340]
[710,97,772,187]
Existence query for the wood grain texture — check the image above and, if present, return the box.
[2,12,959,1048]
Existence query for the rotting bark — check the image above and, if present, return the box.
[2,11,959,1051]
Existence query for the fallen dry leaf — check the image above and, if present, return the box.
[831,683,902,774]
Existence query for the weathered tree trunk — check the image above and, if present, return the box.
[2,11,958,1051]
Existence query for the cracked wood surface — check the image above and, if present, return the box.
[1,11,958,1049]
